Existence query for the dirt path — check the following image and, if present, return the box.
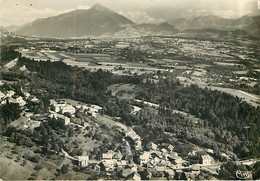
[3,58,18,70]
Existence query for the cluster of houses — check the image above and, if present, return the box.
[48,100,76,125]
[48,99,216,180]
[0,91,216,180]
[50,100,76,115]
[47,99,103,126]
[61,137,216,180]
[75,104,102,118]
[0,90,39,107]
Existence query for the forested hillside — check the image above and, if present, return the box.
[136,78,260,158]
[16,56,260,160]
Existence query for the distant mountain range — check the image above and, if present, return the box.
[8,4,260,38]
[5,25,21,32]
[134,23,179,34]
[12,4,180,38]
[171,15,260,37]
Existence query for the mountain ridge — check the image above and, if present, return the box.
[170,14,260,37]
[14,4,260,38]
[15,4,134,38]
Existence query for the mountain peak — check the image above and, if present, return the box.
[91,3,108,11]
[15,2,134,37]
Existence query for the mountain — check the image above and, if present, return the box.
[15,3,134,38]
[171,15,244,30]
[171,15,260,37]
[242,16,260,37]
[6,25,21,32]
[133,22,179,33]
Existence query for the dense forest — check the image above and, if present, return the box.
[136,77,260,158]
[17,56,142,115]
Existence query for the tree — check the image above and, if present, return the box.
[34,165,43,171]
[0,101,21,127]
[253,162,260,179]
[61,164,69,174]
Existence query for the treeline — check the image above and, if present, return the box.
[17,57,141,113]
[136,77,260,159]
[1,72,27,81]
[0,46,21,66]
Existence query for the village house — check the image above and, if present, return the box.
[24,111,33,118]
[165,169,175,179]
[139,152,150,165]
[62,104,75,114]
[76,104,102,118]
[114,151,123,160]
[93,164,101,171]
[126,172,141,181]
[49,112,70,125]
[220,152,231,161]
[2,97,15,105]
[206,149,214,154]
[151,156,161,166]
[161,148,168,154]
[146,142,158,151]
[23,92,30,99]
[121,168,134,178]
[100,159,115,171]
[5,90,15,98]
[155,165,166,172]
[15,96,26,106]
[200,154,213,165]
[168,153,187,168]
[116,160,127,168]
[76,156,89,167]
[167,144,174,152]
[50,100,75,115]
[125,129,142,150]
[102,151,114,160]
[29,96,40,103]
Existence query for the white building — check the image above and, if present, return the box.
[50,100,75,115]
[200,154,213,165]
[16,96,26,106]
[30,96,39,103]
[102,151,114,160]
[76,156,89,167]
[61,104,75,114]
[23,92,30,99]
[140,152,150,165]
[101,160,115,171]
[6,90,15,98]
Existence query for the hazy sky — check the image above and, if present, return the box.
[0,0,259,27]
